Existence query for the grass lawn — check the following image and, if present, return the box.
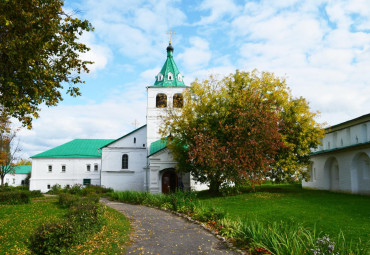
[0,197,131,254]
[198,184,370,245]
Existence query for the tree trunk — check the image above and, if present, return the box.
[0,175,4,186]
[209,179,221,194]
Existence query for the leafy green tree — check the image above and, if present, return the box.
[161,70,324,193]
[0,0,93,128]
[0,110,20,186]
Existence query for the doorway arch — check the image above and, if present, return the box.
[161,169,178,194]
[324,157,340,191]
[351,152,370,194]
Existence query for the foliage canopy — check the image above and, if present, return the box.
[0,0,93,128]
[161,70,325,192]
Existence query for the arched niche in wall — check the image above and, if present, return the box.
[324,157,340,191]
[351,152,370,194]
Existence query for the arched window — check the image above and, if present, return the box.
[122,154,128,169]
[173,93,183,108]
[156,93,167,108]
[168,72,173,80]
[157,73,163,81]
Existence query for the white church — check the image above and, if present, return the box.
[30,42,199,193]
[29,42,370,195]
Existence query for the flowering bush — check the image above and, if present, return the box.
[311,235,339,255]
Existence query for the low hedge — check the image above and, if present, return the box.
[49,184,113,196]
[29,195,105,254]
[29,220,77,254]
[0,191,31,204]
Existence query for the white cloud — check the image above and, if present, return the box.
[17,86,147,159]
[177,37,212,71]
[79,32,112,72]
[228,0,370,127]
[81,0,186,64]
[197,0,239,25]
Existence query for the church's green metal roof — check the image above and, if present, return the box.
[152,43,186,87]
[31,139,114,158]
[149,138,168,156]
[14,165,31,174]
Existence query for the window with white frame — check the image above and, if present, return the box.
[62,165,66,172]
[87,164,91,172]
[48,165,52,172]
[122,154,128,169]
[157,73,163,81]
[177,73,183,81]
[94,164,98,171]
[168,72,173,80]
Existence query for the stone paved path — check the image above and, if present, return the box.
[101,198,240,255]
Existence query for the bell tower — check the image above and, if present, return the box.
[146,41,186,156]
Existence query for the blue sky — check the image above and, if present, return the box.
[17,0,370,159]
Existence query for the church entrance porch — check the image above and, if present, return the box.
[161,169,178,194]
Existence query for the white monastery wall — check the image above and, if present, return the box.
[100,126,147,191]
[304,121,370,195]
[30,158,101,192]
[4,173,28,186]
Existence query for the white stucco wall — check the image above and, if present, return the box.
[101,126,148,191]
[4,173,28,186]
[30,157,102,192]
[146,86,186,154]
[304,121,370,195]
[148,148,190,193]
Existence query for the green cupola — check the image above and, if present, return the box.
[152,43,186,87]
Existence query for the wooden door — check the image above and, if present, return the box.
[162,170,178,194]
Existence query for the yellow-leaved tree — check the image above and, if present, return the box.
[160,70,325,193]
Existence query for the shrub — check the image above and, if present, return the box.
[0,185,29,192]
[48,184,63,194]
[29,190,43,198]
[58,193,79,208]
[29,220,77,255]
[30,195,105,254]
[193,206,226,222]
[80,185,113,196]
[67,199,105,233]
[68,184,83,195]
[0,191,31,204]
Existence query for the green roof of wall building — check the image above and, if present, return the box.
[14,165,31,174]
[31,139,114,158]
[151,43,186,87]
[149,138,168,156]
